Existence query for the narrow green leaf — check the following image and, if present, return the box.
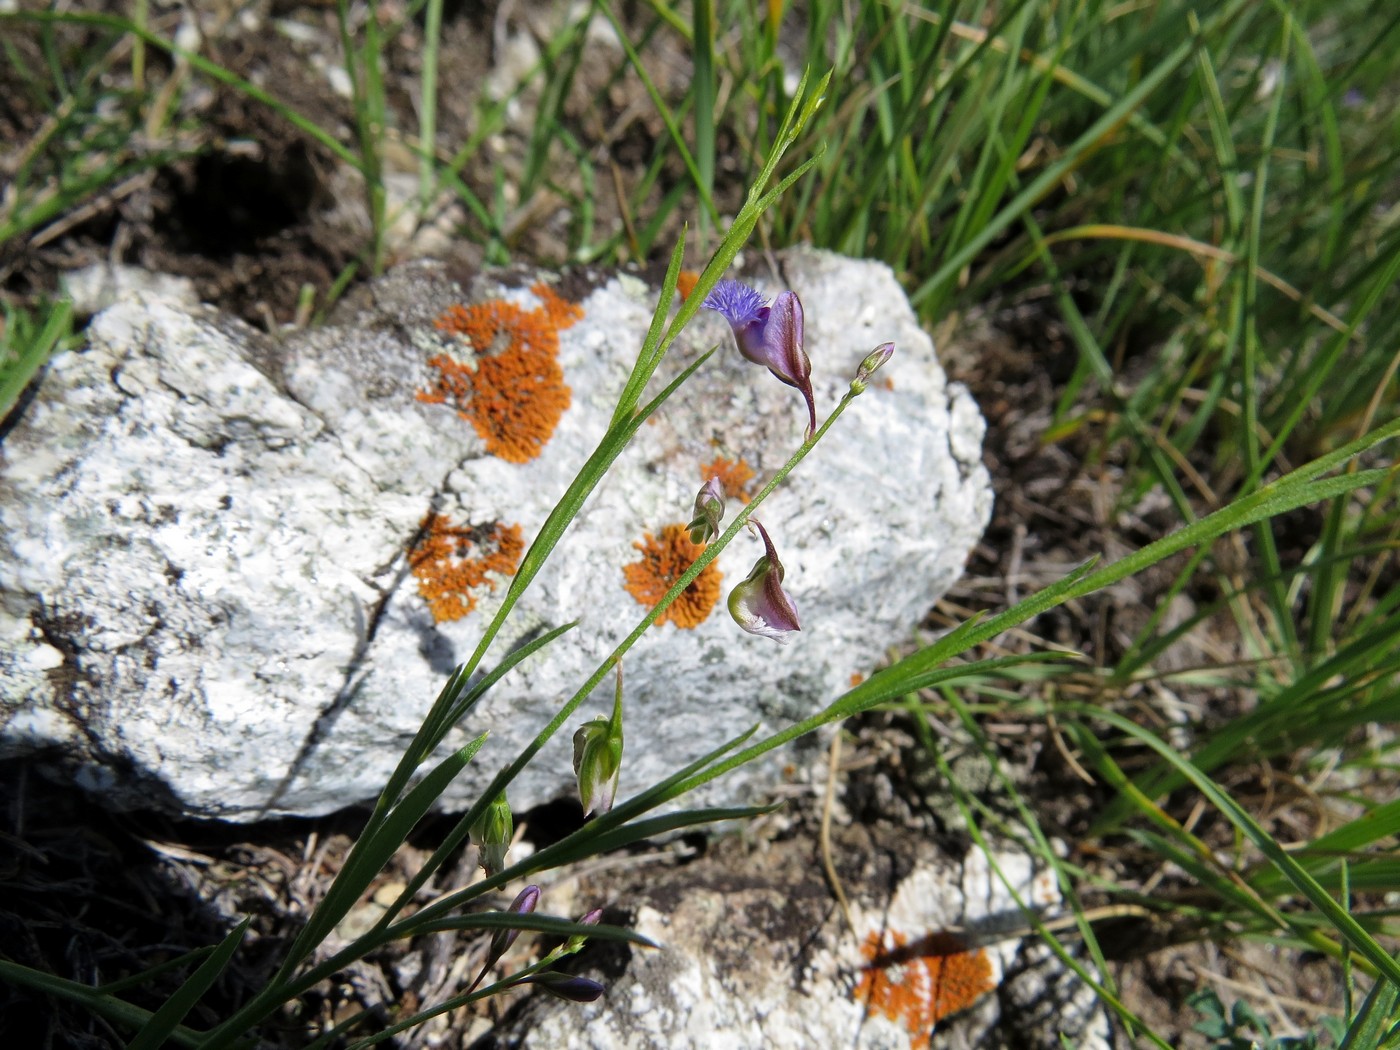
[410,914,653,948]
[281,734,486,978]
[125,919,249,1050]
[0,300,71,421]
[1338,974,1400,1050]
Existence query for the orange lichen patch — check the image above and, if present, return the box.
[700,456,757,504]
[853,930,995,1048]
[418,284,582,463]
[409,514,525,623]
[676,270,701,301]
[622,523,722,629]
[850,672,865,687]
[531,280,585,329]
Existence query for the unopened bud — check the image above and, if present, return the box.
[566,907,605,953]
[850,341,895,395]
[527,971,606,1002]
[687,476,726,544]
[485,884,540,969]
[573,667,624,818]
[471,792,513,876]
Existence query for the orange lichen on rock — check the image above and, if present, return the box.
[622,523,721,629]
[676,270,701,301]
[409,514,525,623]
[532,281,585,329]
[700,456,757,504]
[853,929,995,1048]
[418,283,582,463]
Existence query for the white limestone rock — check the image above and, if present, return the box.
[483,837,1112,1050]
[0,247,992,820]
[60,262,199,317]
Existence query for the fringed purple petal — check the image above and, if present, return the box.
[706,280,816,435]
[702,279,768,329]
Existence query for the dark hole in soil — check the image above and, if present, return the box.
[159,147,320,258]
[518,796,587,850]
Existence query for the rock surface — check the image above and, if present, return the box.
[476,826,1111,1050]
[0,248,992,820]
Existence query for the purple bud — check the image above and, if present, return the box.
[703,280,816,440]
[565,907,605,953]
[727,520,801,643]
[527,971,606,1002]
[485,884,541,967]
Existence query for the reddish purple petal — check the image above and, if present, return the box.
[764,292,816,439]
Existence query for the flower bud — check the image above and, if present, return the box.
[471,792,513,876]
[687,476,726,545]
[850,341,895,395]
[565,907,605,953]
[485,884,540,969]
[527,972,606,1002]
[573,673,624,818]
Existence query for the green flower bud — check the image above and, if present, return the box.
[687,476,726,545]
[573,671,624,818]
[850,341,895,395]
[471,792,513,876]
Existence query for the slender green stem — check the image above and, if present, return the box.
[692,0,716,245]
[418,0,444,209]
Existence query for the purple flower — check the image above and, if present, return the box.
[727,520,801,643]
[703,279,816,439]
